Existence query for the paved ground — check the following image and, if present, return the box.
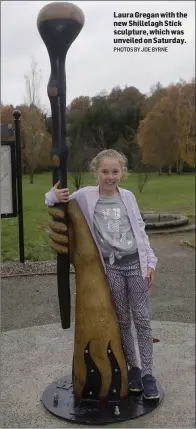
[1,321,195,428]
[2,233,195,331]
[1,233,195,428]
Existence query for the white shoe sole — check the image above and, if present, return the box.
[143,393,160,400]
[129,387,143,392]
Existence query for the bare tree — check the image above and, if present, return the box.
[134,149,151,193]
[24,57,42,108]
[137,166,151,193]
[23,58,45,184]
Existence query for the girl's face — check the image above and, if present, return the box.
[96,157,123,195]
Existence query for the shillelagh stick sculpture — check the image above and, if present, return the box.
[37,1,85,330]
[37,2,163,424]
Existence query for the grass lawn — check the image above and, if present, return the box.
[1,172,195,262]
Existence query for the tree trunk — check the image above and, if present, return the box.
[29,171,34,184]
[176,160,184,174]
[158,165,162,175]
[179,161,184,174]
[168,164,172,175]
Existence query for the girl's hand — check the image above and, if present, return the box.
[53,181,70,203]
[147,268,155,288]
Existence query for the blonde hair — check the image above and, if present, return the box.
[90,149,128,178]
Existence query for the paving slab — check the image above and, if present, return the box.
[1,320,195,428]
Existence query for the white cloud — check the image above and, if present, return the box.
[1,0,195,113]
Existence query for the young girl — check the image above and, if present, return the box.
[45,149,159,400]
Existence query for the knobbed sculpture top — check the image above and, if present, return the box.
[37,1,85,25]
[37,2,85,58]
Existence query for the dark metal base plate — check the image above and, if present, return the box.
[42,375,164,425]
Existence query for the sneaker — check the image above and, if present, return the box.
[128,367,143,392]
[142,374,160,400]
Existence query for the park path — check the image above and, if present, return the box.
[2,233,195,331]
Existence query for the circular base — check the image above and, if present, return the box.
[42,375,164,425]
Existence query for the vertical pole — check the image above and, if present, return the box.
[46,115,70,329]
[13,110,25,263]
[37,2,85,329]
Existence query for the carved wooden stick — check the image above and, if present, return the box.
[37,2,85,329]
